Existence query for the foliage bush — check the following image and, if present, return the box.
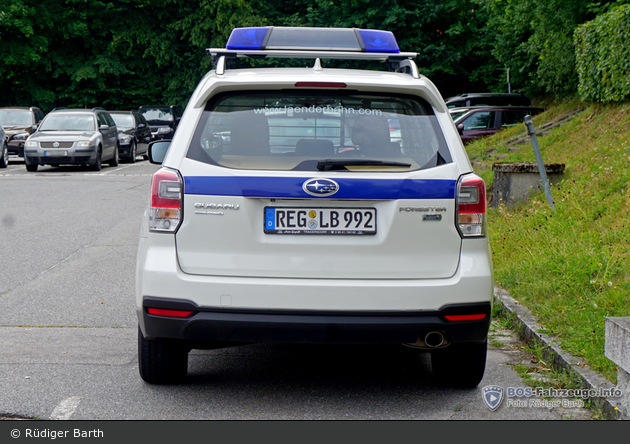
[575,5,630,103]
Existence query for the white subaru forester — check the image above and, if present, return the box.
[136,27,493,387]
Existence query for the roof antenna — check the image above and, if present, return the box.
[313,58,323,71]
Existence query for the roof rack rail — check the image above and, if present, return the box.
[92,107,104,111]
[139,105,177,109]
[207,27,419,78]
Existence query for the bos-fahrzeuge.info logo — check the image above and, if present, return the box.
[482,385,504,411]
[482,385,623,411]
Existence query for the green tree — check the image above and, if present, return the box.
[9,0,626,110]
[0,0,256,111]
[247,0,503,97]
[476,0,630,97]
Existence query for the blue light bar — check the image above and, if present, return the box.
[225,27,400,54]
[358,29,400,53]
[226,27,270,50]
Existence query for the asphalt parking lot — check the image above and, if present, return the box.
[0,156,594,420]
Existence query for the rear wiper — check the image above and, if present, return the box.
[316,159,412,171]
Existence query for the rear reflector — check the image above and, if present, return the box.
[146,308,195,318]
[444,314,487,322]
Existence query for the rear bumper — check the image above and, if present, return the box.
[139,297,491,345]
[136,230,494,346]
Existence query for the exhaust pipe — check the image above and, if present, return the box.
[424,331,445,348]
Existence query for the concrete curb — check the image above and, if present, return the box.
[493,285,628,420]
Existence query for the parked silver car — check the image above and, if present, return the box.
[24,108,119,172]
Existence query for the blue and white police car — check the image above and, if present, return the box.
[136,27,493,386]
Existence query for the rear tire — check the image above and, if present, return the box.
[431,340,487,388]
[138,326,189,384]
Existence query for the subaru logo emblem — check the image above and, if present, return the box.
[303,178,339,197]
[481,385,504,411]
[53,142,60,148]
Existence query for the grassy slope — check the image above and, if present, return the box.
[466,99,630,383]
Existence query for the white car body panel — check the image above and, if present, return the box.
[137,231,492,312]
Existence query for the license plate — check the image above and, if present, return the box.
[264,207,376,235]
[44,150,67,157]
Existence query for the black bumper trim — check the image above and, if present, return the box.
[140,297,491,346]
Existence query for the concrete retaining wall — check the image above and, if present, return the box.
[491,162,565,208]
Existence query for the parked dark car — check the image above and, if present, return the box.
[445,93,531,109]
[451,106,544,144]
[138,105,183,141]
[0,106,45,157]
[109,110,152,162]
[24,107,119,172]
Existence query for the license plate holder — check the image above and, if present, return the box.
[264,207,376,235]
[44,150,68,157]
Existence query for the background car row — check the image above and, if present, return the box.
[0,105,182,171]
[2,99,538,167]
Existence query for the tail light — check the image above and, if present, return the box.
[149,167,182,233]
[456,174,486,237]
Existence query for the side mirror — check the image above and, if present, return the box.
[31,125,38,131]
[148,140,171,164]
[457,124,464,135]
[138,123,146,128]
[99,124,109,130]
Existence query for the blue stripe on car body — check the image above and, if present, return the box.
[183,177,456,200]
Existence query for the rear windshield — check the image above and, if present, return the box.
[187,91,451,172]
